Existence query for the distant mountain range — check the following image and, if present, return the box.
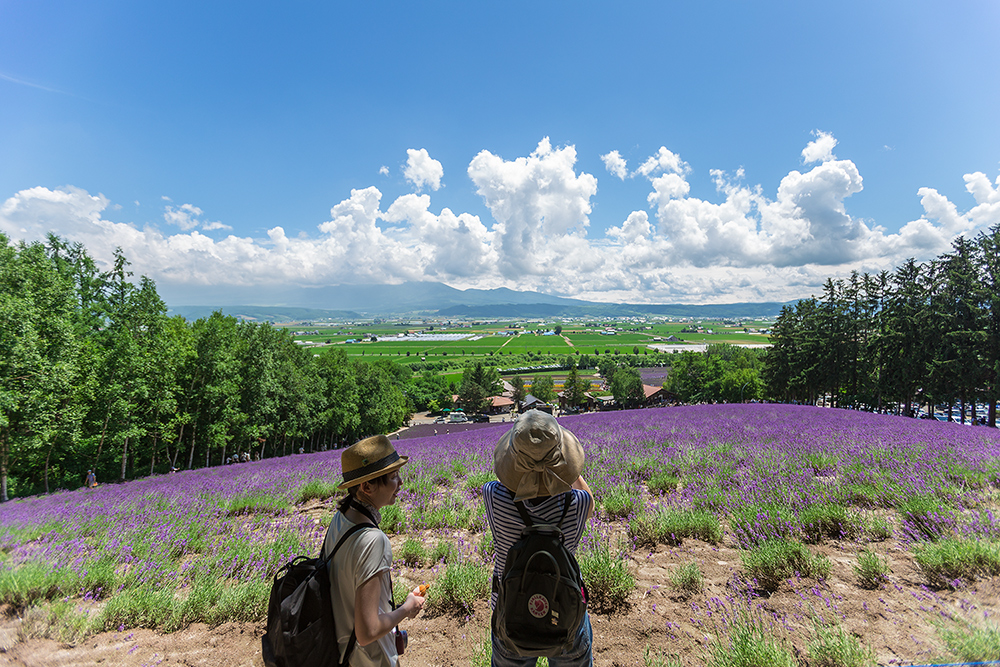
[164,281,798,321]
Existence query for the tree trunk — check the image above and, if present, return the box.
[150,433,159,475]
[1,436,8,502]
[187,419,198,470]
[44,442,53,494]
[92,410,111,470]
[120,435,129,482]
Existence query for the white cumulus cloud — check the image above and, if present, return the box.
[3,134,999,306]
[802,130,838,164]
[468,137,599,282]
[601,150,628,180]
[403,148,444,191]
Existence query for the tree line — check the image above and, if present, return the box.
[762,225,1000,426]
[0,235,417,500]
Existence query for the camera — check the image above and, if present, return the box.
[395,628,408,655]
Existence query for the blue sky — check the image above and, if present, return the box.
[2,1,999,306]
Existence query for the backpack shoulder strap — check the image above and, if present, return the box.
[321,521,374,667]
[321,522,372,564]
[515,493,572,529]
[514,500,533,527]
[558,491,572,526]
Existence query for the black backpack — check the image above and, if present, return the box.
[262,523,371,667]
[492,493,588,657]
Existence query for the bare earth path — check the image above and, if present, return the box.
[4,530,998,666]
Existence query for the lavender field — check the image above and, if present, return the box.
[3,404,1000,665]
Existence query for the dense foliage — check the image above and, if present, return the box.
[0,235,413,500]
[763,225,1000,425]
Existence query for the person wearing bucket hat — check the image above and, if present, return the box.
[483,410,595,667]
[322,435,425,667]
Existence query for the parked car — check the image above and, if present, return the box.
[470,414,491,423]
[448,412,469,423]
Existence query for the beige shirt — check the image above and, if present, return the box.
[323,512,396,667]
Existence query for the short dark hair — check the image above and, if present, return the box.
[336,472,390,514]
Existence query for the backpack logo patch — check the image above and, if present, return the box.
[528,593,549,618]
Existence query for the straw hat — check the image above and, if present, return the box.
[339,435,408,489]
[494,410,585,502]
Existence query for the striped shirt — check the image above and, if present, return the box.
[482,480,593,609]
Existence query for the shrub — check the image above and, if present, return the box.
[626,455,660,481]
[578,540,634,611]
[479,528,494,559]
[800,503,851,543]
[425,558,490,616]
[853,547,890,589]
[295,479,340,504]
[804,451,838,475]
[707,608,796,667]
[647,470,679,494]
[807,622,877,667]
[380,504,406,534]
[644,645,683,667]
[862,514,892,541]
[898,495,955,542]
[912,538,1000,589]
[465,471,496,492]
[740,539,831,593]
[938,619,1000,662]
[224,493,289,517]
[602,485,640,519]
[729,503,798,548]
[430,540,457,564]
[667,562,703,599]
[629,508,722,547]
[399,538,427,567]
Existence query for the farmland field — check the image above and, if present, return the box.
[286,320,772,364]
[3,404,998,666]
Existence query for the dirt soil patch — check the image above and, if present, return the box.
[3,531,998,666]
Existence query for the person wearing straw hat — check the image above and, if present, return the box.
[483,410,595,667]
[323,435,426,667]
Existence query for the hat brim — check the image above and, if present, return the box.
[338,456,408,489]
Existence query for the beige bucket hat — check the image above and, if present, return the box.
[494,410,585,502]
[339,435,408,489]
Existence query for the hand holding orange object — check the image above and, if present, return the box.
[416,584,430,597]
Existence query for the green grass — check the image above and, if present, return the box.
[707,608,796,667]
[399,538,427,567]
[578,539,635,611]
[424,557,490,616]
[938,619,1000,662]
[628,507,722,546]
[224,492,290,516]
[853,547,890,589]
[740,539,832,592]
[912,538,1000,589]
[800,503,854,543]
[667,562,703,599]
[807,621,877,667]
[295,479,340,503]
